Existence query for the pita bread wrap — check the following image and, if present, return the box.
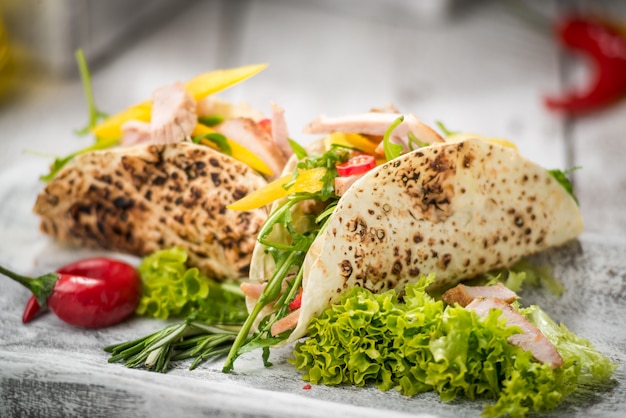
[246,136,583,343]
[34,142,269,280]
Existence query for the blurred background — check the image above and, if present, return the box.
[0,0,625,236]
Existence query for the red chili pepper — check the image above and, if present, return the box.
[1,257,141,328]
[544,15,626,114]
[288,288,303,311]
[336,154,377,177]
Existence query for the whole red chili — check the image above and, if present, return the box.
[1,257,141,328]
[544,15,626,114]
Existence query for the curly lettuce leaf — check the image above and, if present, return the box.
[291,274,614,417]
[136,247,209,319]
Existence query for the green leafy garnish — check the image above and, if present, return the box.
[105,320,240,372]
[136,246,244,320]
[106,247,248,372]
[292,275,615,417]
[288,138,308,160]
[407,131,429,151]
[222,145,347,372]
[285,144,349,202]
[40,49,114,182]
[39,137,119,182]
[192,132,232,156]
[482,259,564,296]
[549,167,580,205]
[436,120,457,137]
[198,115,224,127]
[74,49,108,136]
[383,115,405,161]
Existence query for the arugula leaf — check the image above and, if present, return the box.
[549,167,580,205]
[198,115,224,127]
[383,115,405,161]
[435,120,457,137]
[288,138,308,160]
[40,137,119,182]
[74,49,108,136]
[407,131,429,151]
[193,132,232,156]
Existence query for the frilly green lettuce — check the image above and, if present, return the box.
[291,274,615,417]
[135,247,210,319]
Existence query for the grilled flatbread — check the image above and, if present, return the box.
[249,137,584,342]
[33,142,268,280]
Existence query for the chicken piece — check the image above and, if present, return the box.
[120,120,151,146]
[271,102,293,160]
[270,308,300,336]
[196,96,265,121]
[241,282,265,300]
[334,173,363,197]
[303,112,444,155]
[442,283,518,307]
[214,118,288,179]
[151,82,197,144]
[466,297,564,368]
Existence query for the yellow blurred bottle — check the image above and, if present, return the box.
[0,15,15,100]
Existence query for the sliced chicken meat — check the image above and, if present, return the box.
[270,102,293,161]
[240,282,266,300]
[442,283,518,307]
[214,118,288,179]
[303,112,444,155]
[196,96,265,121]
[270,309,301,336]
[150,82,197,144]
[466,297,564,368]
[334,173,363,197]
[120,120,151,146]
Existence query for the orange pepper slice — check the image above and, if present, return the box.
[228,167,326,211]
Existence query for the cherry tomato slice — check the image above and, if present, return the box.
[289,288,303,311]
[258,118,272,135]
[336,154,376,177]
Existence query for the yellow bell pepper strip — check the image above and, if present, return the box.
[323,132,379,155]
[227,167,327,211]
[91,64,268,142]
[446,133,518,150]
[184,63,268,101]
[90,101,152,143]
[191,124,273,177]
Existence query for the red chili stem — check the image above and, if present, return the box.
[0,264,58,309]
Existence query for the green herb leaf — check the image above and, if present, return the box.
[198,115,225,127]
[193,132,232,156]
[383,116,405,161]
[407,131,429,151]
[435,120,456,137]
[288,138,308,160]
[39,137,119,182]
[74,49,108,136]
[549,167,580,205]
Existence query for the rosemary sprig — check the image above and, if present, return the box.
[105,320,240,372]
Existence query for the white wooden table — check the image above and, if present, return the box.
[1,1,625,417]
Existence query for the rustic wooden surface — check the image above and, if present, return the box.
[1,0,625,417]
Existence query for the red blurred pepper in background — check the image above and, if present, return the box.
[544,15,626,114]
